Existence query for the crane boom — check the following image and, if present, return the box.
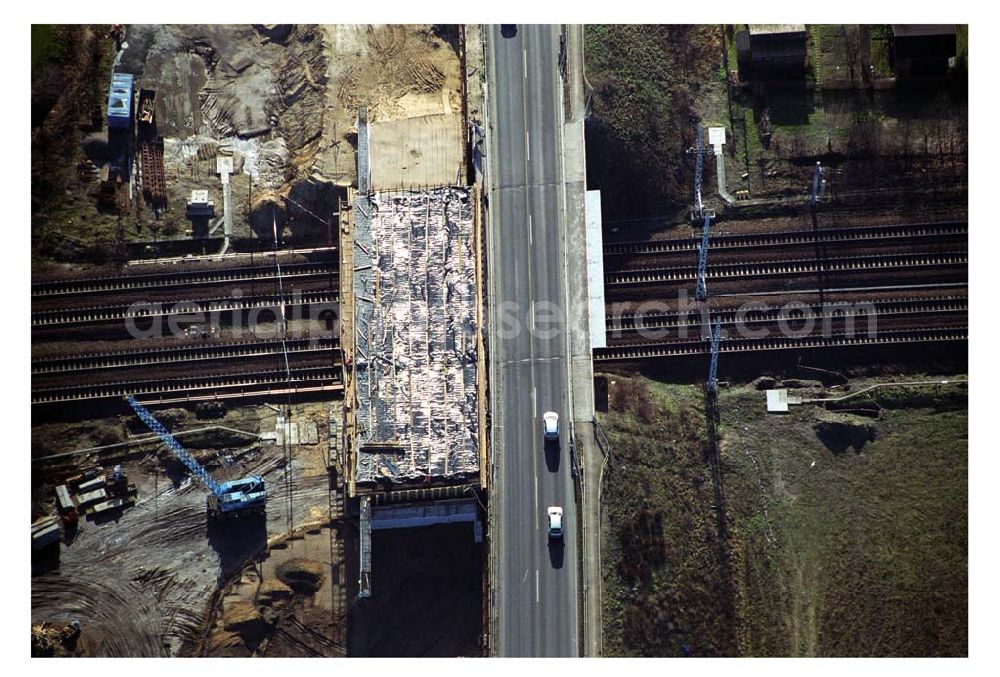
[127,396,222,496]
[126,396,266,517]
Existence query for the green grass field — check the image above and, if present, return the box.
[584,25,723,221]
[31,25,59,68]
[600,374,967,656]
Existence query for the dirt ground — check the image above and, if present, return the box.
[30,400,341,656]
[30,23,467,657]
[599,372,967,656]
[32,24,464,263]
[196,523,346,656]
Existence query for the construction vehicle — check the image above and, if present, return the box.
[107,464,138,500]
[126,396,266,519]
[138,88,155,128]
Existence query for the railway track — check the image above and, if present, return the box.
[32,290,338,328]
[31,365,343,404]
[602,221,967,257]
[605,252,967,286]
[31,261,337,299]
[594,327,968,361]
[607,295,968,334]
[32,338,340,375]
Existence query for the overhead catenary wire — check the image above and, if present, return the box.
[272,207,295,534]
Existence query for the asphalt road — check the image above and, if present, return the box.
[487,24,580,657]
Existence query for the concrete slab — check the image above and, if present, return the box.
[370,113,465,191]
[766,389,789,412]
[708,126,726,154]
[370,499,479,530]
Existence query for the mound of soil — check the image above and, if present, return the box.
[143,408,189,429]
[275,558,325,594]
[752,376,778,390]
[223,600,263,632]
[257,577,294,604]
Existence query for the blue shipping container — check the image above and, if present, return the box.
[107,72,134,130]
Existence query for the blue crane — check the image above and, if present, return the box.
[126,396,266,519]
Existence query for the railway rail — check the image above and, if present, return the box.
[602,221,967,257]
[31,365,343,404]
[32,290,338,328]
[31,261,337,299]
[594,327,968,361]
[605,252,967,286]
[607,295,968,334]
[32,337,340,375]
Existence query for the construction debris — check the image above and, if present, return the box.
[353,187,480,487]
[31,620,82,657]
